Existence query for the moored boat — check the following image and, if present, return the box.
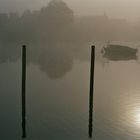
[101,44,138,61]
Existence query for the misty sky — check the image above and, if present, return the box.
[0,0,140,20]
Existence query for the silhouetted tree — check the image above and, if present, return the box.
[37,0,74,44]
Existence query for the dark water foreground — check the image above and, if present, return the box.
[1,45,140,139]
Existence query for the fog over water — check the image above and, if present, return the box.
[1,0,140,140]
[1,0,140,78]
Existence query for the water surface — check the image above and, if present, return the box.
[1,44,140,139]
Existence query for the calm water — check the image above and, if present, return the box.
[1,44,140,139]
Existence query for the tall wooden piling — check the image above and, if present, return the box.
[89,45,95,138]
[22,45,26,138]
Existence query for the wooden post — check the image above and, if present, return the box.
[89,45,95,138]
[22,45,26,138]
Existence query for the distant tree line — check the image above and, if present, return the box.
[0,0,139,78]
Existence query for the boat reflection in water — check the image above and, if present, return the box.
[101,44,138,61]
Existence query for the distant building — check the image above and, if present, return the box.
[76,13,109,25]
[111,18,127,25]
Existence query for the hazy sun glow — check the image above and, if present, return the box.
[133,109,140,125]
[121,90,140,129]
